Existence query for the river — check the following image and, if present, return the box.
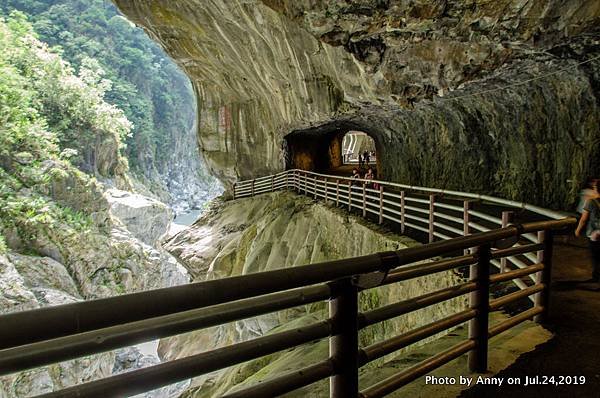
[173,209,202,226]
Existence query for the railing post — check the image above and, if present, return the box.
[329,278,359,398]
[348,182,352,211]
[362,183,367,217]
[233,183,236,200]
[294,171,299,192]
[379,185,384,225]
[251,179,255,197]
[534,230,554,323]
[463,200,473,255]
[291,171,295,192]
[500,211,514,272]
[325,178,328,203]
[285,173,289,191]
[429,194,436,243]
[314,176,318,199]
[304,173,308,196]
[468,243,491,373]
[336,180,340,206]
[271,175,274,192]
[400,191,405,234]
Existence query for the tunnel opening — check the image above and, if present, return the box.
[284,122,381,179]
[341,131,377,166]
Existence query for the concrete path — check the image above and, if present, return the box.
[460,238,600,398]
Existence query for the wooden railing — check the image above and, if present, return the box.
[0,172,576,398]
[234,169,568,296]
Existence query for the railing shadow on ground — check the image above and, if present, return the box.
[0,170,576,398]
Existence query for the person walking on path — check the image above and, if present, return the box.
[364,167,375,187]
[351,168,361,186]
[575,178,600,282]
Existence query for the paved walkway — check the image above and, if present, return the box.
[460,238,600,398]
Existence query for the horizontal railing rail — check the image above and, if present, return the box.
[234,169,567,219]
[0,216,575,397]
[234,169,570,298]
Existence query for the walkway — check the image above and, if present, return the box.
[461,238,600,397]
[234,169,600,396]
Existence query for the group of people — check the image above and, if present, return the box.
[351,167,377,188]
[575,177,600,283]
[344,149,376,166]
[358,151,375,167]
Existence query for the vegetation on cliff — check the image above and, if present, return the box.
[1,0,221,207]
[1,0,189,174]
[0,12,128,251]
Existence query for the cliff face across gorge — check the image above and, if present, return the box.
[113,0,600,209]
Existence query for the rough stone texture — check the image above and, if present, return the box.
[0,255,42,315]
[105,188,173,245]
[0,233,188,397]
[8,254,81,304]
[0,254,114,398]
[130,123,224,216]
[38,160,113,229]
[150,123,224,215]
[0,164,190,396]
[113,0,378,185]
[164,192,466,396]
[113,346,190,398]
[113,0,600,209]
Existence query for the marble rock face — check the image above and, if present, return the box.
[164,192,466,396]
[105,188,173,245]
[0,168,190,397]
[113,0,600,209]
[0,254,114,398]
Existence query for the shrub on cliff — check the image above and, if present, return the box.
[0,12,129,247]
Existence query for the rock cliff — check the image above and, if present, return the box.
[0,162,189,397]
[113,0,600,209]
[164,192,465,396]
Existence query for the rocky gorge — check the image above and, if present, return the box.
[2,1,600,397]
[0,159,191,397]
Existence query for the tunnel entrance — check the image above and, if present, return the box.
[341,131,377,166]
[284,124,380,179]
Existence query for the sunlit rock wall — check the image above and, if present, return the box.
[0,163,189,397]
[114,0,600,209]
[165,192,466,396]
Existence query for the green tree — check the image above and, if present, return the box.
[0,0,197,179]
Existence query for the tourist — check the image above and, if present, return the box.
[358,153,363,167]
[351,168,361,186]
[344,148,352,163]
[577,178,599,213]
[575,178,600,282]
[365,167,374,187]
[364,150,370,164]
